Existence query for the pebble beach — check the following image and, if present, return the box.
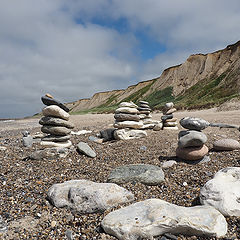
[0,109,240,239]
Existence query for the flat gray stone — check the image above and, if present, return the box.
[178,130,207,147]
[139,104,150,109]
[41,134,71,142]
[180,117,209,131]
[39,116,74,129]
[139,100,149,105]
[115,107,139,114]
[77,142,96,158]
[119,102,138,108]
[108,164,165,185]
[101,199,227,239]
[41,125,71,136]
[100,128,116,141]
[41,95,70,112]
[213,138,240,151]
[47,180,134,214]
[114,113,140,122]
[42,105,69,120]
[161,114,173,122]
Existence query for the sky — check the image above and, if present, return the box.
[0,0,240,118]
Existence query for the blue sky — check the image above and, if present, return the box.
[0,0,240,118]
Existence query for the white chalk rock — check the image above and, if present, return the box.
[114,120,143,129]
[119,102,138,108]
[42,105,69,120]
[114,129,147,140]
[101,199,227,239]
[40,140,72,148]
[163,126,178,130]
[115,107,139,114]
[200,167,240,216]
[47,180,134,214]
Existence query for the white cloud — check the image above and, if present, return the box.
[0,0,240,118]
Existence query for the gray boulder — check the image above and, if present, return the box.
[101,199,227,239]
[47,180,134,214]
[178,130,207,148]
[180,117,209,131]
[108,164,165,185]
[77,142,96,158]
[100,128,116,141]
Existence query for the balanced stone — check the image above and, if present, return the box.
[99,128,116,141]
[108,164,165,185]
[101,199,227,239]
[114,129,147,140]
[115,107,139,114]
[200,167,240,216]
[161,114,173,122]
[39,116,74,129]
[139,104,150,108]
[164,108,177,115]
[41,135,71,142]
[164,121,178,127]
[42,105,70,120]
[41,140,72,148]
[77,142,96,158]
[165,117,178,122]
[180,117,210,131]
[119,102,138,108]
[137,107,151,111]
[139,100,149,105]
[114,113,140,122]
[114,121,143,129]
[178,130,207,148]
[41,125,71,136]
[163,126,178,130]
[47,180,134,214]
[41,95,70,112]
[153,122,163,131]
[213,138,240,151]
[164,102,174,109]
[176,145,208,160]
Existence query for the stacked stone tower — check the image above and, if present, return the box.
[39,94,74,148]
[161,102,178,130]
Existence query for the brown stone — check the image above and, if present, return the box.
[45,93,54,99]
[176,145,208,161]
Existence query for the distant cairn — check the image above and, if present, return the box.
[161,102,178,130]
[39,94,74,148]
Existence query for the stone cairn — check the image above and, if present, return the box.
[138,101,154,129]
[113,102,147,140]
[161,102,178,130]
[176,117,209,161]
[39,94,74,148]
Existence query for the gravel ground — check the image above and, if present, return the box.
[0,109,240,239]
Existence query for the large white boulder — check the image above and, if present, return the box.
[101,199,227,239]
[47,180,134,214]
[114,129,147,140]
[200,167,240,216]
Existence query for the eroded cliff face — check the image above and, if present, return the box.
[68,40,240,112]
[145,40,240,97]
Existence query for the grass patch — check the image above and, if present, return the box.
[71,105,118,115]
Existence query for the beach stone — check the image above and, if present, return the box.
[213,139,240,151]
[42,105,70,120]
[164,102,174,109]
[139,104,150,108]
[22,135,33,147]
[45,93,53,99]
[114,113,140,122]
[41,95,70,112]
[88,136,104,144]
[180,117,210,131]
[176,145,208,161]
[41,135,71,142]
[200,167,240,216]
[161,160,177,169]
[164,108,177,115]
[178,130,207,148]
[39,116,74,129]
[22,130,30,137]
[140,123,156,129]
[41,125,71,136]
[47,180,134,214]
[100,128,116,141]
[77,142,96,158]
[29,148,70,160]
[139,100,149,105]
[163,126,178,130]
[40,140,72,148]
[164,121,178,127]
[114,120,143,129]
[137,110,151,115]
[0,215,7,233]
[161,114,173,122]
[101,199,227,239]
[114,129,147,140]
[165,117,178,122]
[119,102,138,108]
[142,119,159,124]
[115,107,139,114]
[153,122,163,131]
[137,107,151,112]
[108,164,165,185]
[0,146,7,151]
